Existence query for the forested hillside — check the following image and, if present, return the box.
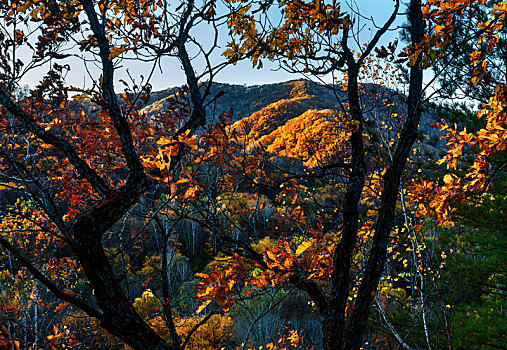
[0,0,505,350]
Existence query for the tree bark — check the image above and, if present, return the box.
[323,61,366,350]
[344,0,424,348]
[322,1,402,348]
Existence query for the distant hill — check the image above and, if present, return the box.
[141,79,441,164]
[141,79,344,122]
[259,109,347,168]
[141,79,438,131]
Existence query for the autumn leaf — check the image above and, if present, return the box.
[55,302,68,312]
[196,300,211,315]
[409,50,421,66]
[295,240,312,256]
[182,186,198,200]
[109,46,127,59]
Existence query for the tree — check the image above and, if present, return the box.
[432,0,507,104]
[0,0,241,349]
[1,0,506,349]
[195,0,506,349]
[197,0,427,349]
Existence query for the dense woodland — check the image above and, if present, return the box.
[0,0,505,349]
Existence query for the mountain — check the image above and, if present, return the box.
[142,79,438,133]
[141,79,343,122]
[69,79,440,147]
[258,108,347,168]
[140,79,441,165]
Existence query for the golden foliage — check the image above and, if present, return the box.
[175,314,234,350]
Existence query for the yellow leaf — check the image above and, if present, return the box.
[31,7,40,19]
[182,186,197,199]
[266,250,277,261]
[174,178,191,185]
[196,300,211,314]
[409,50,421,67]
[157,137,174,146]
[17,1,31,13]
[443,174,453,185]
[295,240,312,255]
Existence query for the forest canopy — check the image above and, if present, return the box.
[0,0,505,349]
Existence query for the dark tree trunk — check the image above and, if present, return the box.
[323,0,423,349]
[70,177,175,350]
[323,61,366,350]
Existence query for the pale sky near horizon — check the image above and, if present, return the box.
[19,0,405,92]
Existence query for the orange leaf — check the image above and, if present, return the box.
[109,46,127,59]
[182,186,198,200]
[55,302,68,312]
[196,300,211,314]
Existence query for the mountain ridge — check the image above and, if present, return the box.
[141,79,440,144]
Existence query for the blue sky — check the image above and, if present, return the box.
[215,0,403,84]
[20,0,405,91]
[147,0,404,89]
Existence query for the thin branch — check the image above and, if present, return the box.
[0,234,102,319]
